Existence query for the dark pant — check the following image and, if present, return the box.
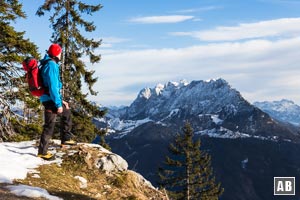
[38,101,72,155]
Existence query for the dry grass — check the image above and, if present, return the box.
[14,145,168,200]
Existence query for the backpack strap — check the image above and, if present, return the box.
[40,58,52,67]
[39,58,52,95]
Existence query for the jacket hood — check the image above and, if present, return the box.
[40,54,54,65]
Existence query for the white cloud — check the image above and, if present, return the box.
[175,6,221,13]
[90,36,300,106]
[128,15,194,24]
[101,37,130,48]
[101,43,113,48]
[103,37,130,44]
[171,18,300,41]
[192,18,203,22]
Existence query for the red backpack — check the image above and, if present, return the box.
[22,57,50,97]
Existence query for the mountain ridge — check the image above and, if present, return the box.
[254,99,300,126]
[104,78,300,142]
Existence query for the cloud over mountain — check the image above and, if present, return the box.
[95,36,300,106]
[128,15,194,24]
[171,18,300,41]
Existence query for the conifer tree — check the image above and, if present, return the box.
[159,123,224,200]
[36,0,106,143]
[0,0,39,141]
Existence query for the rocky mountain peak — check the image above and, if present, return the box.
[138,79,189,100]
[103,78,300,143]
[125,78,246,121]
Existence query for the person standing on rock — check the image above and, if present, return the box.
[37,43,76,160]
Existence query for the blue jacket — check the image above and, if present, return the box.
[39,55,63,108]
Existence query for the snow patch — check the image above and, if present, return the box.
[31,174,41,178]
[196,127,280,141]
[196,127,251,139]
[94,117,106,123]
[108,118,153,139]
[140,88,152,99]
[159,109,180,122]
[6,184,62,200]
[155,83,164,95]
[210,115,223,125]
[0,141,46,184]
[241,158,249,169]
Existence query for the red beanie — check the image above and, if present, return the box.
[48,44,62,57]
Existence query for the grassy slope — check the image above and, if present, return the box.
[14,145,168,200]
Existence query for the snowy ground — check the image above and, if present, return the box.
[0,140,63,200]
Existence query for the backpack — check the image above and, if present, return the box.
[22,57,50,97]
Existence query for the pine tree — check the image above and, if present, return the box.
[36,0,106,143]
[159,123,224,200]
[0,0,39,141]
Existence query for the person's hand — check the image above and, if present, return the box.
[63,101,70,109]
[57,107,63,114]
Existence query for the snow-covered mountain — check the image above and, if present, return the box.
[125,79,244,120]
[254,99,300,126]
[102,78,300,200]
[104,78,299,142]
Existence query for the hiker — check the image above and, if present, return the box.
[37,43,76,160]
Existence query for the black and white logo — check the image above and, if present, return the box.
[274,177,295,195]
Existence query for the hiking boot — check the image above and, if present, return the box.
[37,152,55,160]
[62,140,77,145]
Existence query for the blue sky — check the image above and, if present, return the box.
[15,0,300,106]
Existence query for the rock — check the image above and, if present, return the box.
[74,176,87,189]
[97,153,128,174]
[77,144,128,174]
[103,185,111,189]
[127,170,155,190]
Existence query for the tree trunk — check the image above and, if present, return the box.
[186,151,191,200]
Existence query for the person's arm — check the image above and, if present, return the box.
[63,100,70,109]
